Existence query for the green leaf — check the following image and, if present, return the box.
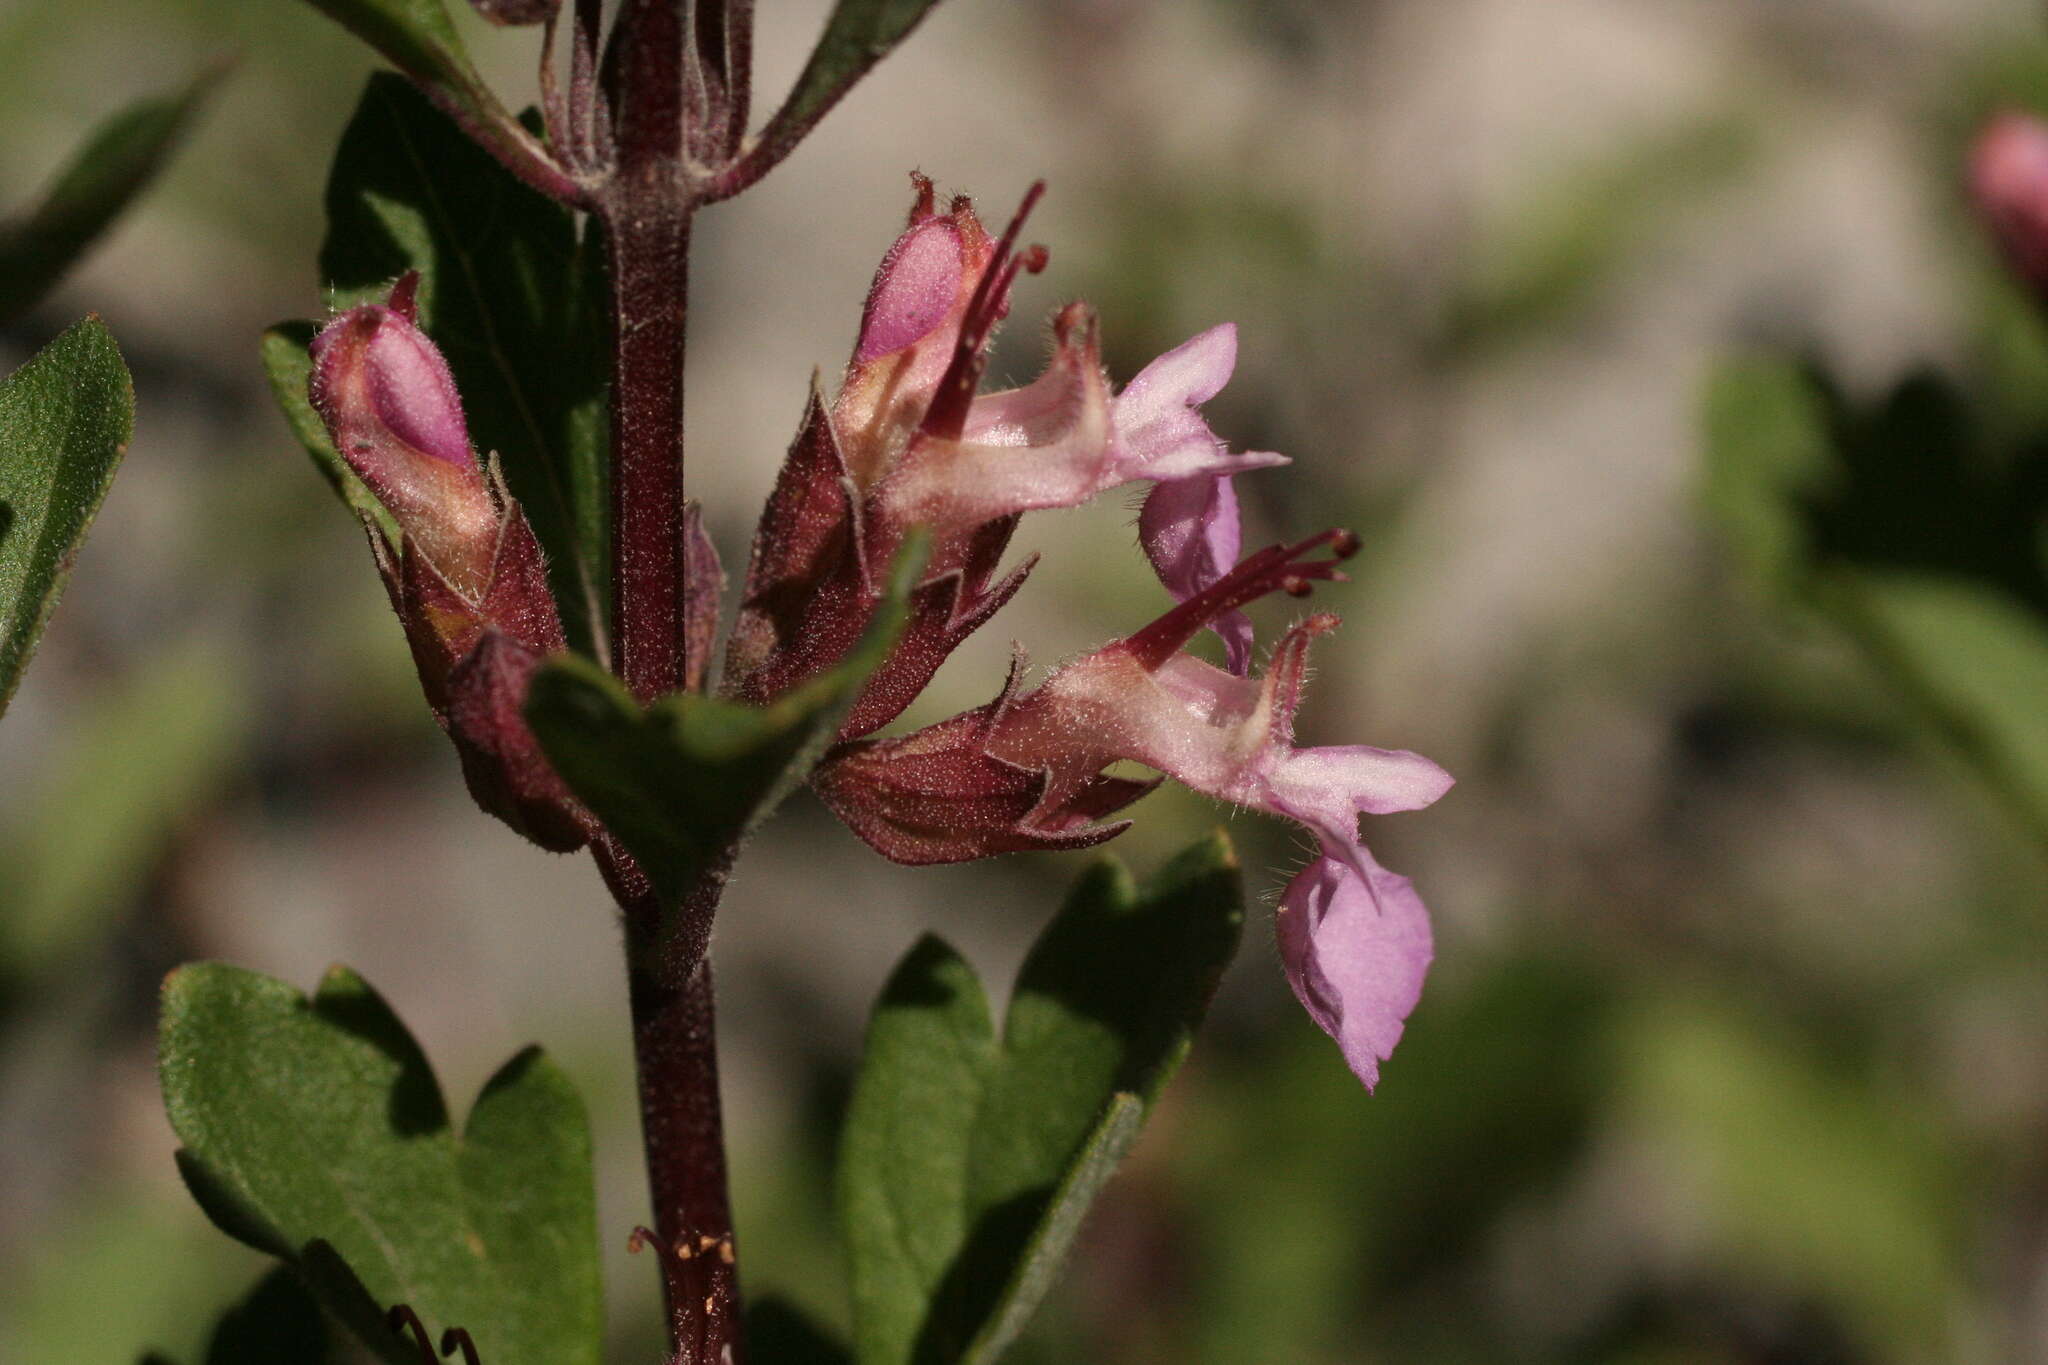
[1828,572,2048,846]
[313,73,608,654]
[300,0,480,111]
[0,316,132,717]
[840,833,1245,1365]
[747,0,950,177]
[527,538,924,911]
[159,963,603,1365]
[0,69,218,322]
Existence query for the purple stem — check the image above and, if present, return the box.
[594,4,743,1359]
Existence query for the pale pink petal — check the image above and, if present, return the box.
[1139,473,1252,672]
[311,305,471,468]
[1109,324,1287,484]
[1275,745,1456,818]
[855,218,965,361]
[1277,854,1433,1090]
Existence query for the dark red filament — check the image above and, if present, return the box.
[921,180,1050,441]
[1124,529,1358,670]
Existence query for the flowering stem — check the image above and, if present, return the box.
[627,911,744,1364]
[602,200,693,701]
[596,4,742,1359]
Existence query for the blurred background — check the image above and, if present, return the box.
[6,0,2048,1360]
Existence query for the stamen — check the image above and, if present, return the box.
[1124,528,1356,670]
[441,1327,482,1364]
[922,180,1049,440]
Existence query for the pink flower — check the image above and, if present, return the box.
[1124,324,1277,673]
[816,531,1452,1088]
[727,178,1286,738]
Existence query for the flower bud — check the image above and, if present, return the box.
[1971,110,2048,301]
[856,214,965,362]
[309,284,498,595]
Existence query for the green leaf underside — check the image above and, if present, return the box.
[0,317,132,717]
[527,537,925,910]
[762,0,950,154]
[159,963,602,1365]
[315,73,608,655]
[840,834,1245,1365]
[0,69,217,323]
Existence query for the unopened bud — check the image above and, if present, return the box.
[310,288,498,594]
[856,216,966,361]
[1971,110,2048,300]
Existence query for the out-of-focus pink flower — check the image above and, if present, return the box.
[815,531,1451,1088]
[1971,109,2048,299]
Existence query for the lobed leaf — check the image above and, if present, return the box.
[527,537,924,910]
[0,68,218,322]
[158,963,603,1365]
[0,316,132,718]
[839,833,1244,1364]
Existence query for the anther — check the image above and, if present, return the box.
[1329,529,1361,560]
[1282,576,1312,598]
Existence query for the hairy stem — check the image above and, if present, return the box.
[627,903,744,1364]
[604,0,693,703]
[599,5,742,1360]
[603,201,693,701]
